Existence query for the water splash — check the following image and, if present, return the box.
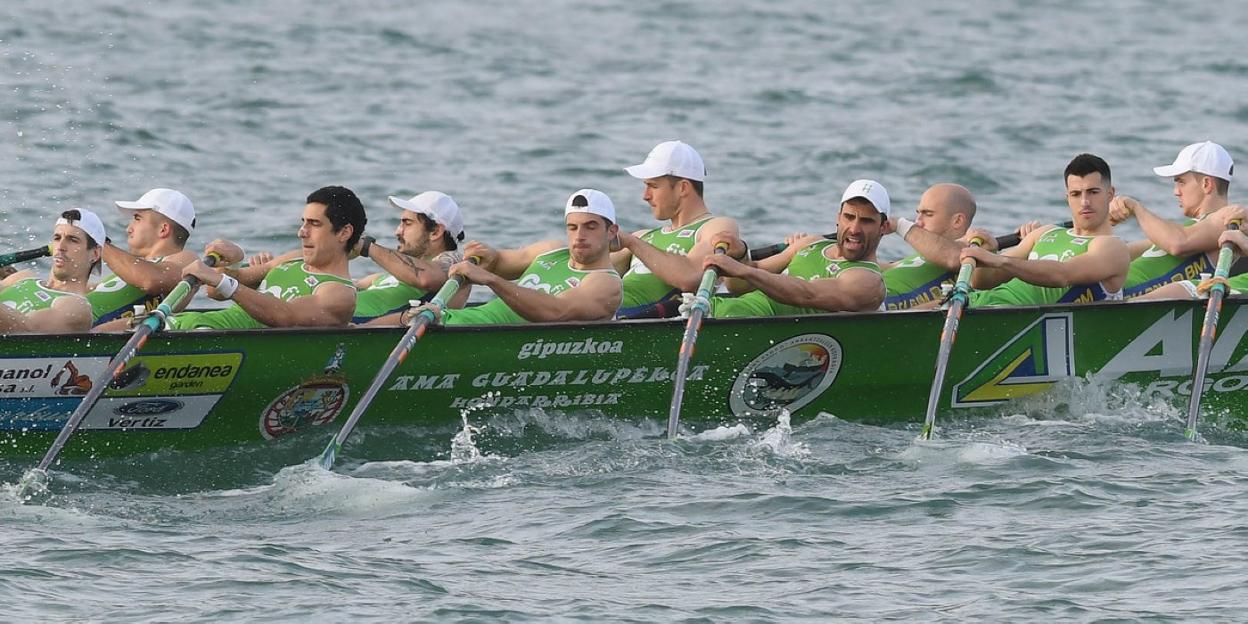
[450,412,484,463]
[750,411,810,458]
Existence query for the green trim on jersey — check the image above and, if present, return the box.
[884,253,952,310]
[711,240,883,318]
[970,227,1122,307]
[1124,218,1212,298]
[168,260,355,330]
[443,248,620,326]
[619,216,713,311]
[88,256,166,325]
[0,279,84,315]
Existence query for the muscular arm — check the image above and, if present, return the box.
[1133,204,1222,257]
[367,244,450,291]
[237,250,302,287]
[101,244,197,294]
[230,282,356,327]
[490,240,563,279]
[725,235,820,294]
[0,296,93,333]
[713,256,883,312]
[903,227,967,271]
[969,228,1046,289]
[624,217,740,292]
[971,236,1130,291]
[479,271,621,322]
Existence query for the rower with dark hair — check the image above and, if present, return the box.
[88,188,200,326]
[413,189,622,326]
[162,185,365,330]
[960,153,1130,306]
[0,209,104,333]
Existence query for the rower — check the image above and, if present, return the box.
[353,191,466,325]
[883,183,979,310]
[414,189,622,326]
[1110,141,1237,298]
[688,179,888,318]
[613,141,743,318]
[89,188,199,328]
[960,153,1130,306]
[163,186,366,330]
[0,209,104,333]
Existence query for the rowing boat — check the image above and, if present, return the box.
[2,298,1246,459]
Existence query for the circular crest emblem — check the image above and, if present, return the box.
[729,334,842,417]
[259,378,349,440]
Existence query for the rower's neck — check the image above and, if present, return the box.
[569,254,613,272]
[1197,196,1230,219]
[144,239,183,260]
[303,254,351,278]
[46,275,89,296]
[670,198,711,229]
[1071,224,1114,237]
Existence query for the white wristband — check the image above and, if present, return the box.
[216,274,239,299]
[895,217,915,240]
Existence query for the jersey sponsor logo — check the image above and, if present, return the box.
[677,229,696,238]
[34,290,52,302]
[564,277,581,289]
[729,334,842,417]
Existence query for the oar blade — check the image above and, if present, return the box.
[1184,221,1240,441]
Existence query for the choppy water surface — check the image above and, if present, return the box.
[4,0,1248,620]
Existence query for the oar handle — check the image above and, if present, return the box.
[0,244,54,268]
[138,252,224,332]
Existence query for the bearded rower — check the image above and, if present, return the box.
[419,189,622,326]
[1,209,105,333]
[163,186,366,330]
[353,191,465,325]
[613,141,742,319]
[88,188,199,326]
[1110,141,1238,299]
[693,179,889,317]
[961,153,1130,306]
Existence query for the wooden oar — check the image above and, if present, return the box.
[0,244,53,268]
[918,236,985,441]
[1184,221,1241,441]
[666,242,729,438]
[317,259,476,471]
[16,252,222,500]
[747,221,1071,261]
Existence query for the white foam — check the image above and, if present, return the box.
[687,423,752,441]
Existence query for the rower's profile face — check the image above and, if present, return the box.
[1065,172,1113,229]
[125,210,163,255]
[50,223,96,283]
[298,202,350,265]
[1172,172,1206,217]
[641,177,681,221]
[395,210,432,258]
[915,195,957,238]
[836,200,885,261]
[565,212,616,265]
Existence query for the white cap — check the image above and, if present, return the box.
[564,189,615,223]
[115,188,197,232]
[625,140,706,181]
[1154,141,1234,181]
[840,179,891,218]
[56,208,108,247]
[388,191,465,241]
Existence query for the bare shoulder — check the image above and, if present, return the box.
[697,215,740,240]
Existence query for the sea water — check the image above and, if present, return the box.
[3,0,1248,620]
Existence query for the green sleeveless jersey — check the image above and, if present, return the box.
[351,251,462,323]
[884,253,953,310]
[167,260,355,330]
[1,278,84,315]
[1124,218,1212,298]
[87,256,165,325]
[618,216,713,314]
[443,248,620,326]
[710,240,883,318]
[970,227,1122,307]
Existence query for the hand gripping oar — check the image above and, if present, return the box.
[1184,221,1241,441]
[317,258,477,470]
[918,236,985,441]
[16,252,222,500]
[666,242,729,438]
[0,244,54,268]
[747,221,1072,261]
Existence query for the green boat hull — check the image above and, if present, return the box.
[2,299,1246,460]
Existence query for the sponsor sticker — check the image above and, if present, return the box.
[729,334,842,417]
[108,353,244,396]
[0,395,220,431]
